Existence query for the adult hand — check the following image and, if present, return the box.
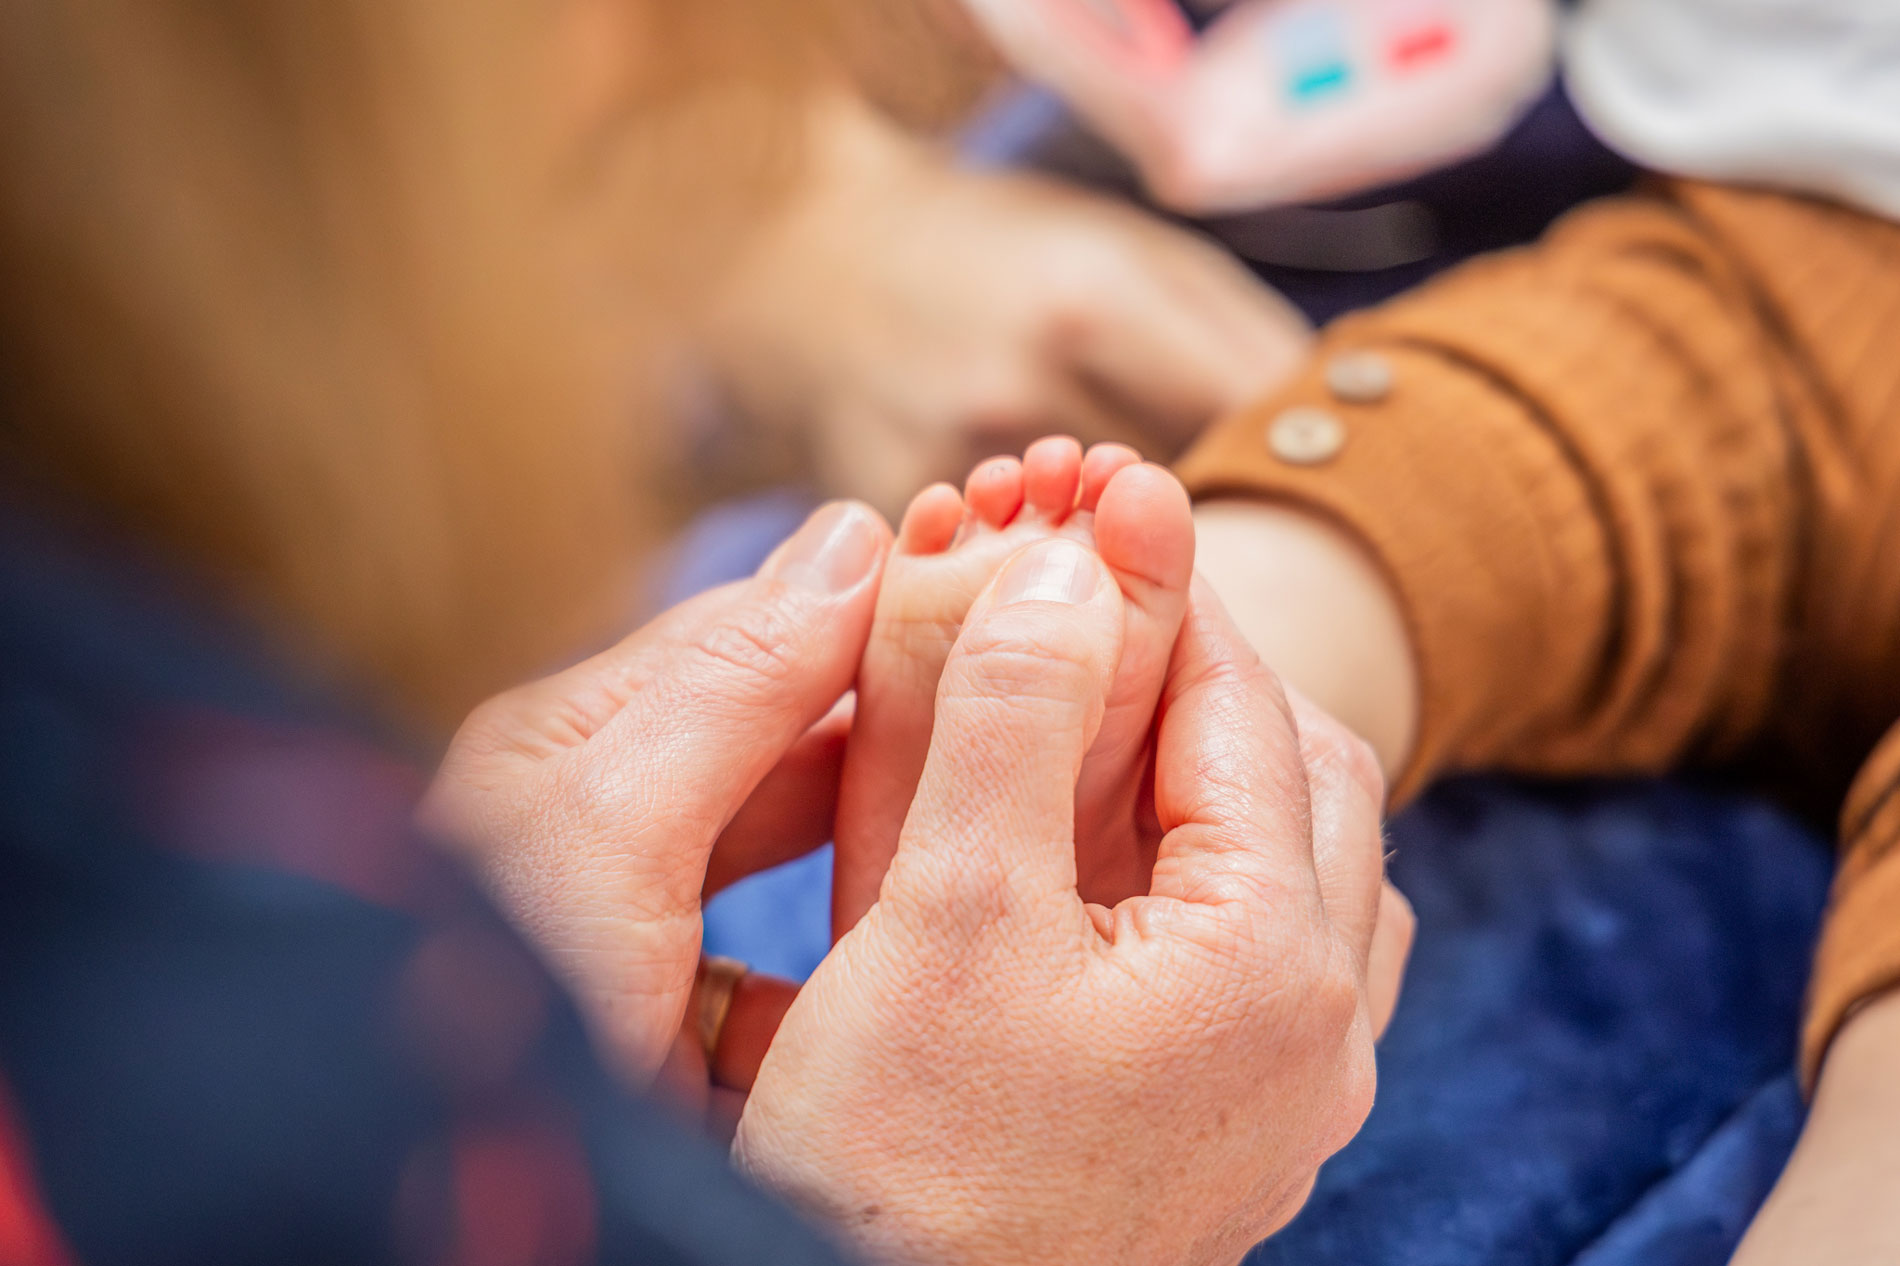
[420,501,889,1092]
[738,540,1402,1266]
[701,95,1312,518]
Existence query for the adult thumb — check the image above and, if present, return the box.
[578,502,889,880]
[891,538,1124,925]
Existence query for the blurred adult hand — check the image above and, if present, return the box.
[420,500,890,1095]
[701,95,1311,517]
[738,542,1401,1266]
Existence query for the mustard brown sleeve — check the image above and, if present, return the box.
[1178,183,1806,802]
[1181,180,1900,1086]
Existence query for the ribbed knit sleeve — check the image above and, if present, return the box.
[1178,184,1801,798]
[1179,181,1900,1081]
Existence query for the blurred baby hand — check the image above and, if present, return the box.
[701,94,1311,517]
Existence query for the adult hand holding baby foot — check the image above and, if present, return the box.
[420,485,1408,1262]
[741,538,1398,1266]
[832,435,1413,1029]
[832,435,1198,936]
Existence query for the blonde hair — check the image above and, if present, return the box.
[0,0,854,729]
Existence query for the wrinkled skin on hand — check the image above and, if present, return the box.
[421,502,891,1095]
[739,544,1404,1266]
[423,493,1410,1261]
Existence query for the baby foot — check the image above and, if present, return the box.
[832,436,1195,937]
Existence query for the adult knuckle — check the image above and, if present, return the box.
[1175,641,1259,703]
[1326,956,1366,1030]
[1189,651,1298,758]
[926,855,1034,944]
[1168,858,1293,935]
[456,689,527,748]
[1158,906,1262,982]
[1295,949,1364,1050]
[949,626,1097,704]
[682,595,808,694]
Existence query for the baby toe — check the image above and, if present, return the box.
[1022,435,1084,522]
[964,457,1025,530]
[896,483,967,556]
[1079,443,1144,513]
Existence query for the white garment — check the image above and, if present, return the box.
[1565,0,1900,219]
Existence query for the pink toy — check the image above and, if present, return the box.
[962,0,1557,212]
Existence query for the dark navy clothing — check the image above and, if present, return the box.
[0,503,850,1266]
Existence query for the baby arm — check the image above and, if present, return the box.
[1738,722,1900,1264]
[1734,993,1900,1264]
[1193,500,1416,780]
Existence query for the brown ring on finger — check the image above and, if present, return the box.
[696,955,749,1065]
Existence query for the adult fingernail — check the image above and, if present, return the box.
[764,502,881,594]
[994,538,1098,607]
